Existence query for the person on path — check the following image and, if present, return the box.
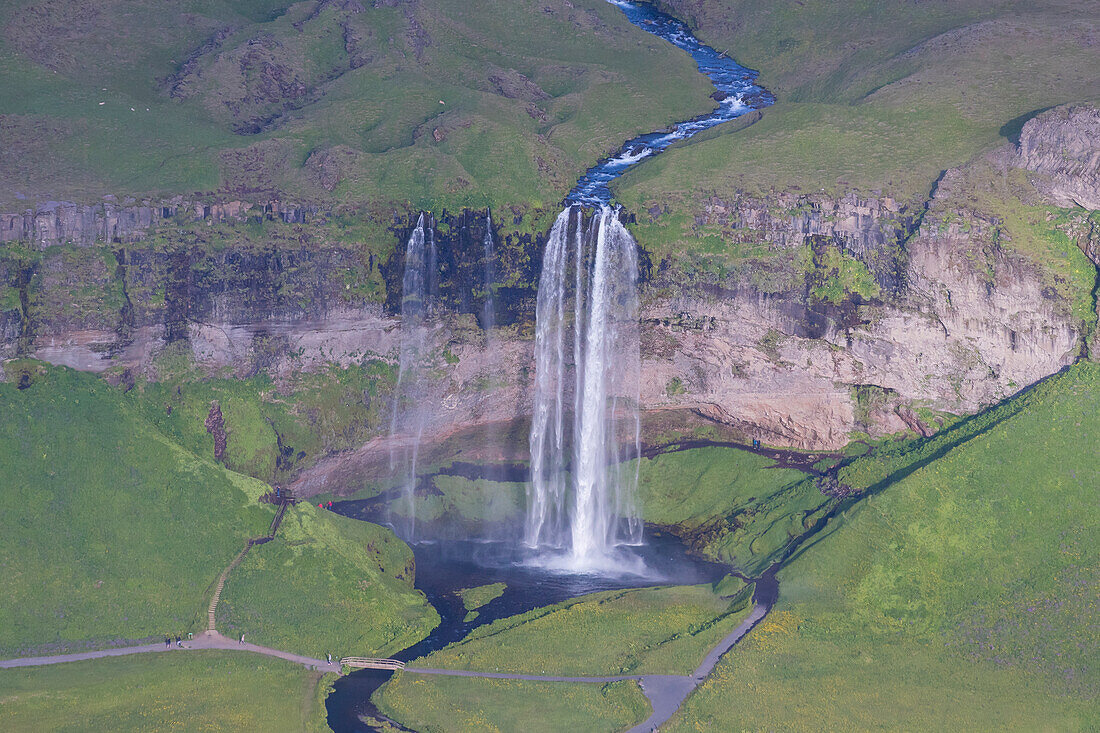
[164,635,170,648]
[175,636,181,647]
[240,633,245,644]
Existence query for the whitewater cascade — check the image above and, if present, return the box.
[390,213,438,537]
[527,206,643,568]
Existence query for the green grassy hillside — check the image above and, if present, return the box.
[635,446,825,574]
[0,652,333,732]
[0,0,712,210]
[410,581,754,677]
[219,505,439,659]
[0,362,435,658]
[664,362,1100,730]
[376,675,650,733]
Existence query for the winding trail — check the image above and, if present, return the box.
[2,598,770,732]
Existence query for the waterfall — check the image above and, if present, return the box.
[482,210,495,334]
[390,213,438,538]
[527,206,643,569]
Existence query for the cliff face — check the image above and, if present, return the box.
[0,198,315,246]
[2,106,1097,474]
[636,186,1083,448]
[1017,105,1100,210]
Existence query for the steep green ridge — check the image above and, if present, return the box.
[664,362,1100,730]
[621,0,1100,200]
[376,676,650,733]
[0,362,435,658]
[0,0,713,210]
[0,652,333,732]
[0,363,269,654]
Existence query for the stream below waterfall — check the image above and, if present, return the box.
[325,518,731,732]
[327,1,777,730]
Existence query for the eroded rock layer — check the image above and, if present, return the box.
[2,106,1098,482]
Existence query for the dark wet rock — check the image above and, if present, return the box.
[205,400,227,463]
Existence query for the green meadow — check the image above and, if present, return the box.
[634,446,825,574]
[0,0,713,212]
[375,675,649,733]
[407,581,753,677]
[663,362,1100,731]
[0,652,334,732]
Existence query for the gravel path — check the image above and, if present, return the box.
[2,602,771,731]
[403,602,771,733]
[0,630,341,673]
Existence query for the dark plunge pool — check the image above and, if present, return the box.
[323,519,730,733]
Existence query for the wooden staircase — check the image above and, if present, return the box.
[206,494,296,632]
[207,544,251,632]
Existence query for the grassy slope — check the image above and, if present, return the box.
[412,581,753,677]
[0,0,713,210]
[0,363,435,659]
[0,364,271,654]
[132,357,396,486]
[0,652,333,733]
[630,0,1100,195]
[636,447,826,574]
[219,506,440,659]
[615,0,1100,253]
[665,362,1100,731]
[376,676,650,733]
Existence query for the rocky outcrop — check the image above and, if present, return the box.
[0,198,314,246]
[4,108,1098,465]
[1017,105,1100,210]
[205,400,227,463]
[670,191,917,292]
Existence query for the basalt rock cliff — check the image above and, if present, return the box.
[2,105,1098,491]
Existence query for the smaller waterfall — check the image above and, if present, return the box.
[527,206,643,570]
[389,213,438,538]
[482,210,496,335]
[480,210,501,469]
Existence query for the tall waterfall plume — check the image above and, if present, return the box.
[527,206,643,569]
[390,213,438,537]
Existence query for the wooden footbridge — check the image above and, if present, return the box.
[340,657,406,670]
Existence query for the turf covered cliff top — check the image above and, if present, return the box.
[616,0,1100,201]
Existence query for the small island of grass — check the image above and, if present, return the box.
[455,582,507,622]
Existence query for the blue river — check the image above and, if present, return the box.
[566,0,774,206]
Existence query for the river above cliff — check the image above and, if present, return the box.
[567,0,774,205]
